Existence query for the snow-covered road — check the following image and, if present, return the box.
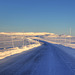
[0,41,75,75]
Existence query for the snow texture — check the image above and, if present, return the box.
[0,32,75,75]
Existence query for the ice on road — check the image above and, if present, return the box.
[0,41,75,75]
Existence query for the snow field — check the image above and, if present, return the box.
[0,43,41,59]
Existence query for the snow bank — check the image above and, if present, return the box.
[37,36,75,48]
[0,43,41,60]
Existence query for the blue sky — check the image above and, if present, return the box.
[0,0,75,35]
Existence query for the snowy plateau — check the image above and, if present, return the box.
[0,32,75,75]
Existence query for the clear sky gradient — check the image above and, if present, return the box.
[0,0,75,35]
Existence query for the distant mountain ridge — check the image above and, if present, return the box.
[0,32,72,37]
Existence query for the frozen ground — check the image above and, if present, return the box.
[0,34,41,59]
[0,32,75,75]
